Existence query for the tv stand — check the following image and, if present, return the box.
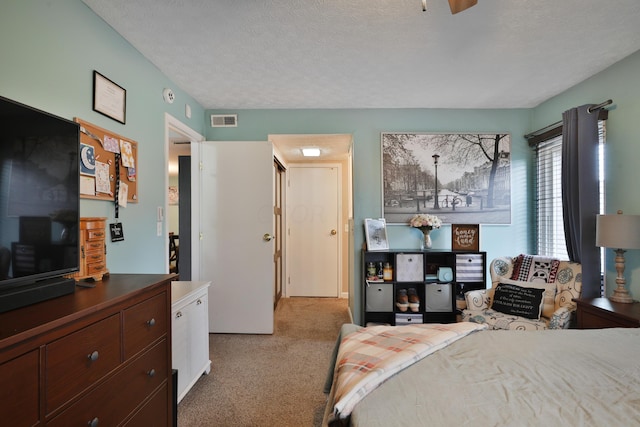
[0,276,75,314]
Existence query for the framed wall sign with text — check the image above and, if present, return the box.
[451,224,480,251]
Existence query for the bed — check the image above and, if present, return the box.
[323,323,640,426]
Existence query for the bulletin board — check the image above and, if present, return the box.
[75,118,138,203]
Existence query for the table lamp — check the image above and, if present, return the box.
[596,211,640,303]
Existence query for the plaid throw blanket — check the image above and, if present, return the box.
[328,322,487,424]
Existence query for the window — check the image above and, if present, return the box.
[535,135,567,259]
[535,121,606,260]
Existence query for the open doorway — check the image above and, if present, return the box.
[164,119,354,305]
[164,114,204,278]
[269,134,353,300]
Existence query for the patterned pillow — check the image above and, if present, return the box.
[510,254,561,283]
[490,282,545,320]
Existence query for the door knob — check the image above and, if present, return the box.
[330,229,337,235]
[263,233,274,241]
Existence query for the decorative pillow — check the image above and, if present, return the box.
[497,277,556,319]
[510,254,561,283]
[490,282,545,320]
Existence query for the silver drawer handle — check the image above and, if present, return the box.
[88,351,99,362]
[88,417,99,427]
[147,318,156,327]
[148,368,156,378]
[196,299,202,305]
[176,311,183,318]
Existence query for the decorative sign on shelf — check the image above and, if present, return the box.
[451,224,480,251]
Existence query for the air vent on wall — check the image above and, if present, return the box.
[211,114,238,127]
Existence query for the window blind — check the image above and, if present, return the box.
[535,136,568,259]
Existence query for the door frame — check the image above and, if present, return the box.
[273,159,285,308]
[285,162,343,298]
[164,113,204,277]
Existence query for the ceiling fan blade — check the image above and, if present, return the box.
[448,0,478,14]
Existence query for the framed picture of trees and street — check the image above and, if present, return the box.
[381,133,511,225]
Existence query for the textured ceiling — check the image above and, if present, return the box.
[82,0,640,110]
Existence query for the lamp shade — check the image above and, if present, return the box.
[596,214,640,249]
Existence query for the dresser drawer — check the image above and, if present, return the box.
[124,293,168,359]
[86,259,107,276]
[47,339,168,427]
[0,350,39,426]
[84,240,104,253]
[84,249,104,263]
[122,383,169,427]
[45,314,121,414]
[82,218,106,232]
[86,229,105,240]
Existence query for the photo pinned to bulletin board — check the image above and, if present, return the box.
[75,118,138,204]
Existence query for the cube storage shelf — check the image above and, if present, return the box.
[363,249,486,326]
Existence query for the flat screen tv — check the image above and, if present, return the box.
[0,95,79,313]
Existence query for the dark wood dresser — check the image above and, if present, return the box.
[574,297,640,329]
[0,274,176,426]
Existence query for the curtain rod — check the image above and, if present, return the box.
[524,99,612,140]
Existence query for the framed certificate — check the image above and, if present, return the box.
[93,70,127,124]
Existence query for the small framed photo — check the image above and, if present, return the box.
[451,224,480,251]
[93,70,126,124]
[364,218,389,251]
[168,186,179,205]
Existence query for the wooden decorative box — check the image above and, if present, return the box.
[73,217,109,282]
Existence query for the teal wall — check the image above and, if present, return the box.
[0,0,206,273]
[532,49,640,300]
[206,109,534,323]
[2,0,639,320]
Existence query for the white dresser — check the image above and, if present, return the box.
[171,281,212,402]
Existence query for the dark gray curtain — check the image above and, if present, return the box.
[562,105,600,298]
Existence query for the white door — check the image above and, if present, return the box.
[288,165,340,297]
[199,141,274,334]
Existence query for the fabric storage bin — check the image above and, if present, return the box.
[456,254,484,282]
[395,253,424,282]
[395,313,423,325]
[424,283,453,312]
[365,283,393,312]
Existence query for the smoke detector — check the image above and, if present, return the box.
[163,88,175,104]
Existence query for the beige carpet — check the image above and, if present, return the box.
[177,297,351,427]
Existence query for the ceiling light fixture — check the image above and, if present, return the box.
[302,148,321,157]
